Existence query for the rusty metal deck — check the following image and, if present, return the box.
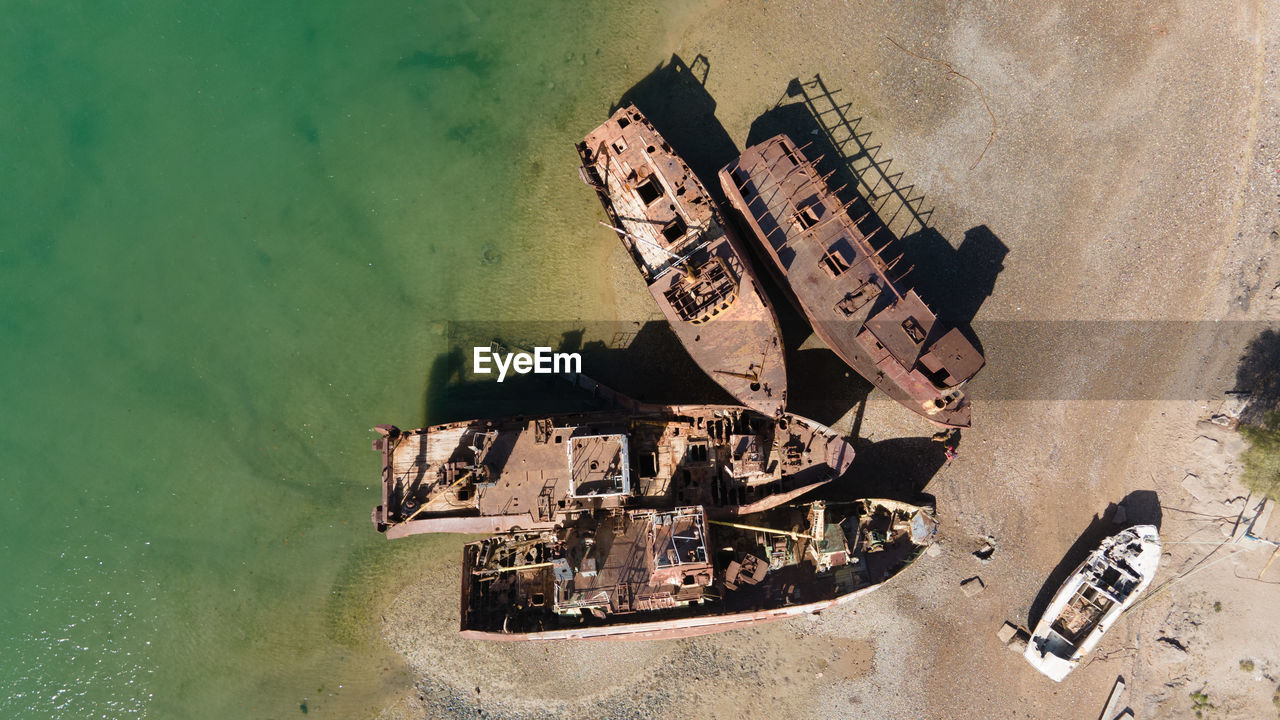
[459,499,935,640]
[719,135,984,427]
[577,105,787,416]
[371,404,854,538]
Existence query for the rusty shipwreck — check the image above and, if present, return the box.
[718,135,984,427]
[459,499,935,640]
[577,105,787,416]
[371,404,853,538]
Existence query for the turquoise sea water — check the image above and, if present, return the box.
[0,1,687,717]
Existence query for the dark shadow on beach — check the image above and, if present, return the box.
[421,321,735,424]
[825,435,948,505]
[1026,490,1162,628]
[1235,327,1280,426]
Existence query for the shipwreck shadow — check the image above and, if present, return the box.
[612,53,739,200]
[900,225,1007,327]
[746,74,1008,343]
[822,436,948,504]
[421,321,734,424]
[1027,490,1163,627]
[1234,327,1280,426]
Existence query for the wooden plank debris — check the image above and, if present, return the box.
[1098,676,1125,720]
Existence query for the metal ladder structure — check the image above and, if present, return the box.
[782,74,934,241]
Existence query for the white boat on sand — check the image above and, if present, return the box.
[1024,525,1161,681]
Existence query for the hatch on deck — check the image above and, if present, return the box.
[567,434,631,497]
[863,290,938,369]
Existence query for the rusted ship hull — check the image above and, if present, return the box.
[458,567,884,641]
[371,405,853,538]
[458,499,935,640]
[718,135,984,427]
[578,105,787,415]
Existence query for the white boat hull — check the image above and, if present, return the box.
[1024,525,1161,681]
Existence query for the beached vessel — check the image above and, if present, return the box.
[371,404,853,539]
[577,105,787,416]
[718,135,984,427]
[458,498,935,640]
[1024,525,1161,681]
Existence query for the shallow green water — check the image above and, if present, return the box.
[0,1,686,716]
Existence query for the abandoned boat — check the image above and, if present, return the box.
[459,499,936,640]
[371,405,853,538]
[718,135,984,427]
[1024,525,1161,681]
[577,105,788,416]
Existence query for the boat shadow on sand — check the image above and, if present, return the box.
[1026,489,1163,628]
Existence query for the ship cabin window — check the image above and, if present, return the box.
[794,205,821,229]
[820,245,852,277]
[661,216,687,243]
[638,450,659,478]
[635,176,663,205]
[686,440,710,464]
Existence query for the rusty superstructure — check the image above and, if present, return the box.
[371,405,853,539]
[459,499,935,640]
[577,105,787,415]
[719,135,984,427]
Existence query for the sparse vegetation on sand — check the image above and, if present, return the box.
[1191,687,1215,717]
[1241,412,1280,501]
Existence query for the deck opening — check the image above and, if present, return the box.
[794,205,821,229]
[836,280,881,316]
[821,246,851,277]
[902,317,926,343]
[661,216,687,243]
[635,176,663,205]
[780,144,799,168]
